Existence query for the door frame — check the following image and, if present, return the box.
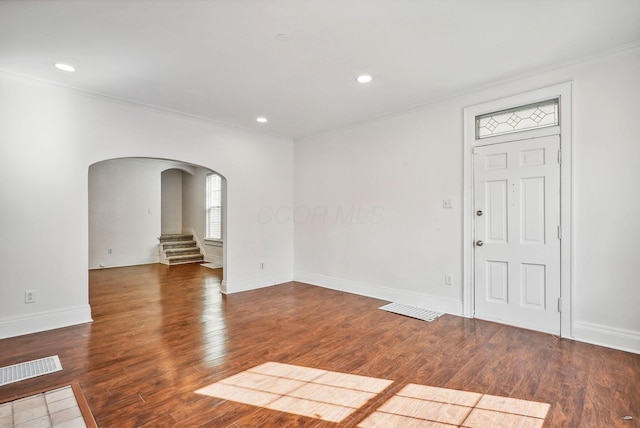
[463,82,573,338]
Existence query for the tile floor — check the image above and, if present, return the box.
[0,386,86,428]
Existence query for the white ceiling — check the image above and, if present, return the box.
[1,0,639,140]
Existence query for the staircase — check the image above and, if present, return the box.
[158,234,204,265]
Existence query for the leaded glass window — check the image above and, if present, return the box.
[476,99,559,139]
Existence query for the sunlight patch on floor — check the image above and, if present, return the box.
[196,362,550,426]
[195,362,393,423]
[358,384,550,428]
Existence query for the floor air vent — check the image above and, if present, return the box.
[0,355,62,386]
[379,303,444,322]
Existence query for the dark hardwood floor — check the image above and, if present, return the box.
[0,264,638,427]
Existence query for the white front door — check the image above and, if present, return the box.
[473,135,561,334]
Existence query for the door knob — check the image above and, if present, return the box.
[475,240,484,247]
[476,210,483,216]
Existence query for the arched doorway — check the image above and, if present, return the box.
[88,157,226,273]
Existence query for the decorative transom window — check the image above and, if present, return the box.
[205,174,222,240]
[476,98,559,139]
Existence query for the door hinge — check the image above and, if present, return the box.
[557,297,563,313]
[558,150,562,165]
[557,225,562,240]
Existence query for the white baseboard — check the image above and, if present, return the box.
[572,320,640,355]
[88,260,158,270]
[222,272,292,295]
[0,305,93,339]
[294,271,463,315]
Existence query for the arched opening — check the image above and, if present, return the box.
[88,157,226,276]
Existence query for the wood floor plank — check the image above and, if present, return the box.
[0,263,639,427]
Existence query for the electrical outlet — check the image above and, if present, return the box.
[443,199,453,209]
[25,290,36,303]
[259,262,265,270]
[445,274,453,285]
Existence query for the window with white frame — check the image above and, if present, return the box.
[205,174,222,240]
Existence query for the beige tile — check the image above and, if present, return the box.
[0,404,11,428]
[50,405,81,424]
[47,396,78,414]
[476,395,550,419]
[399,384,483,407]
[13,395,46,413]
[265,395,353,423]
[53,416,87,428]
[195,382,281,407]
[463,408,545,428]
[311,371,393,393]
[45,387,74,404]
[0,403,11,418]
[377,395,471,426]
[12,404,48,425]
[358,411,457,428]
[0,414,13,428]
[221,371,306,394]
[14,414,51,428]
[288,382,376,408]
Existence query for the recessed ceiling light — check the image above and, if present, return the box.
[256,117,268,123]
[54,63,76,72]
[356,74,372,83]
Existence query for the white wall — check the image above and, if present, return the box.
[161,168,183,235]
[0,72,294,339]
[294,95,464,314]
[294,46,640,353]
[89,158,164,269]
